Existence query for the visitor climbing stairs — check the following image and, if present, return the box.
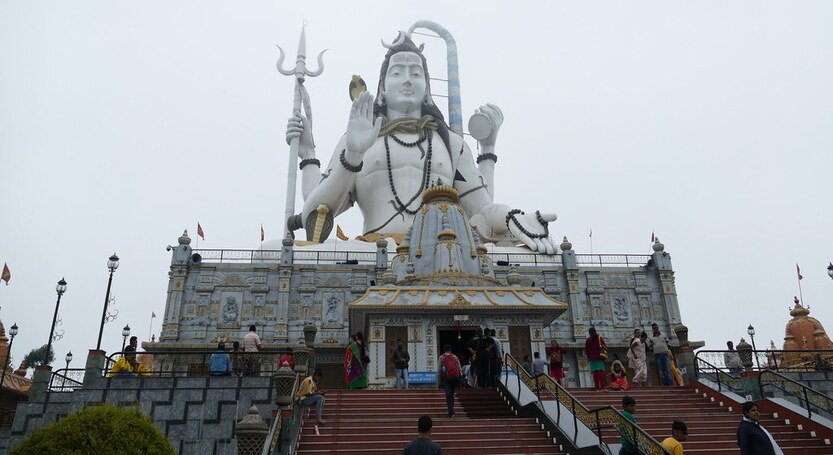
[566,386,832,454]
[295,388,564,454]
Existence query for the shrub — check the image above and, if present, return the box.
[12,405,174,455]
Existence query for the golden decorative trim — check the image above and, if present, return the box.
[422,184,459,203]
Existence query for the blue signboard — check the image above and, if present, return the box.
[408,371,437,384]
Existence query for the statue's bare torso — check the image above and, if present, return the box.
[356,132,454,233]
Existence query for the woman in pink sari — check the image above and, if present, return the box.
[344,333,369,389]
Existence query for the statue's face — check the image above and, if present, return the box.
[383,51,426,113]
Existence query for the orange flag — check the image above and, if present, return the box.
[1,263,9,285]
[336,225,349,241]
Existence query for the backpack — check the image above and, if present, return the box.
[442,353,461,379]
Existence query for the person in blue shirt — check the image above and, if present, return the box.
[210,342,231,376]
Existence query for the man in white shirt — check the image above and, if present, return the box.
[648,323,673,386]
[243,325,261,352]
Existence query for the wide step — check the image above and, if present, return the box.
[564,386,832,455]
[296,388,563,454]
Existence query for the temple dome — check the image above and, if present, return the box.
[783,297,833,351]
[389,181,496,286]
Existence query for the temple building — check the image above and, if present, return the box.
[147,183,691,388]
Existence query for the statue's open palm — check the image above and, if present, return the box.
[346,91,382,156]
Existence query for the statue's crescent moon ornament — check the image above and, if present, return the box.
[349,75,367,101]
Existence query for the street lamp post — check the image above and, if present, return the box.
[0,323,19,400]
[96,253,120,351]
[747,324,760,369]
[46,278,68,366]
[121,325,131,351]
[62,351,73,390]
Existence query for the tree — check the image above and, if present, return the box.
[12,405,174,455]
[21,344,54,369]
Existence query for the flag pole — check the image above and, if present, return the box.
[797,263,806,305]
[589,227,593,253]
[148,313,154,341]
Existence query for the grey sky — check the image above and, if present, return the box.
[1,1,832,371]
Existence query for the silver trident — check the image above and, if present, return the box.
[276,25,326,236]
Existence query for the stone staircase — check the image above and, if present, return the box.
[295,388,564,454]
[567,386,832,454]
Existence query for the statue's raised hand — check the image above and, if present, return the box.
[508,211,558,255]
[345,91,382,156]
[476,103,504,147]
[286,111,315,160]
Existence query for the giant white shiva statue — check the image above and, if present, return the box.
[283,24,558,254]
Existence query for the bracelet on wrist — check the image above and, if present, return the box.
[299,158,321,170]
[339,149,363,173]
[476,153,498,164]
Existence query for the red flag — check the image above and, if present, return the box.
[197,223,205,240]
[1,263,10,285]
[651,231,655,243]
[796,263,803,280]
[260,225,265,242]
[151,311,156,318]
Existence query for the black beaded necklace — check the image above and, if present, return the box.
[383,129,433,215]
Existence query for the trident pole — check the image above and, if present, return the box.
[277,25,326,236]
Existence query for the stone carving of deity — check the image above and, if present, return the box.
[221,296,240,323]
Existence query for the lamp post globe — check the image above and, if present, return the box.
[65,351,73,367]
[46,278,67,367]
[96,253,119,351]
[0,323,19,399]
[108,254,120,272]
[121,325,131,351]
[56,278,67,295]
[747,324,759,369]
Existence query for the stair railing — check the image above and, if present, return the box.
[504,353,670,455]
[759,369,833,419]
[693,354,742,394]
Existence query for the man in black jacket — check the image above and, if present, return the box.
[391,338,410,389]
[737,401,783,455]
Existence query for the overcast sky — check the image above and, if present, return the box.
[1,1,832,372]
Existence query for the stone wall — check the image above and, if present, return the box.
[5,376,276,454]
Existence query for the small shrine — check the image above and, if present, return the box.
[780,297,833,368]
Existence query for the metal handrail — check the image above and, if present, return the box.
[48,368,85,392]
[574,254,651,267]
[103,349,295,378]
[191,248,652,267]
[504,353,669,455]
[695,349,833,373]
[693,356,742,393]
[759,369,833,419]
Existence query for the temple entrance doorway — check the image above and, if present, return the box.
[437,328,477,365]
[385,326,408,377]
[508,326,532,365]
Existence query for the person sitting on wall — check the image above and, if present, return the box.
[209,342,231,376]
[296,369,327,426]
